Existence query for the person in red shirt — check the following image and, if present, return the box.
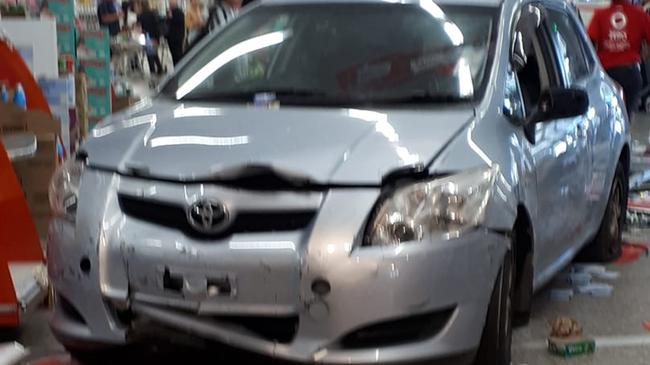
[588,0,650,116]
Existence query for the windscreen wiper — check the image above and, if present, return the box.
[373,92,473,105]
[183,87,333,102]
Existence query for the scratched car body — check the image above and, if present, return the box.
[47,0,629,364]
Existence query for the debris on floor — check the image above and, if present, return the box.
[550,264,618,300]
[549,288,574,302]
[616,242,650,264]
[572,264,620,280]
[575,282,614,297]
[643,321,650,332]
[547,318,596,358]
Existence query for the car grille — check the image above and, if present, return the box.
[118,194,317,239]
[339,307,455,349]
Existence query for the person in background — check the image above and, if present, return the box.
[121,0,131,28]
[588,0,650,117]
[97,0,121,37]
[137,0,164,75]
[185,0,241,53]
[185,0,205,46]
[166,0,185,65]
[206,0,242,33]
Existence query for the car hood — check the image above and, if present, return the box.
[84,99,474,184]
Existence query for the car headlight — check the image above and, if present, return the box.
[365,166,498,246]
[48,158,84,219]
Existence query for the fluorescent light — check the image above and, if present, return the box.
[443,21,464,46]
[457,58,474,97]
[173,106,222,118]
[419,0,445,19]
[149,135,250,147]
[176,31,287,99]
[92,114,157,138]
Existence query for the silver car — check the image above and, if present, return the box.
[47,0,629,364]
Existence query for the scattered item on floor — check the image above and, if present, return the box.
[550,317,583,338]
[547,317,595,358]
[643,320,650,332]
[592,270,620,280]
[575,282,614,297]
[571,264,606,275]
[615,242,650,264]
[549,288,574,301]
[571,264,620,280]
[566,272,592,286]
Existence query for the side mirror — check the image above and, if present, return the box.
[529,88,589,124]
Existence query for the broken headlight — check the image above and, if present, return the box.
[49,157,84,220]
[366,166,498,246]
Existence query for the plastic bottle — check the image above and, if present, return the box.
[0,84,8,103]
[13,83,27,110]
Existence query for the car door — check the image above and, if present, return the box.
[545,4,617,234]
[543,5,597,246]
[513,3,590,275]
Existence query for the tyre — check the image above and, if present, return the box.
[513,251,533,327]
[580,162,627,262]
[473,248,514,365]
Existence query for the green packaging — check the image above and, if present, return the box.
[547,337,596,358]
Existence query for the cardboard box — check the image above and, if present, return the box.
[56,23,76,61]
[112,95,136,114]
[0,103,60,238]
[47,0,75,26]
[38,76,76,154]
[78,59,111,89]
[87,87,111,118]
[76,29,110,61]
[38,75,76,108]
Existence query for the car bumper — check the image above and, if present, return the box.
[48,172,508,364]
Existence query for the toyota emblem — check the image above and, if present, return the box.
[187,199,230,234]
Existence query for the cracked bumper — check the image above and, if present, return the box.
[49,220,505,364]
[47,171,508,364]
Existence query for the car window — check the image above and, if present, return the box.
[513,5,561,114]
[163,3,499,107]
[545,8,590,85]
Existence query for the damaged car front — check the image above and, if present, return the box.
[47,0,520,364]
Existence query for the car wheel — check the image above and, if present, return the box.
[473,247,514,365]
[580,162,627,262]
[513,250,533,327]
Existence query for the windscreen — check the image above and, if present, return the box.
[163,2,498,106]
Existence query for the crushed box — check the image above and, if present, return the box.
[1,103,60,238]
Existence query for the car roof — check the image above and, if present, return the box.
[259,0,504,8]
